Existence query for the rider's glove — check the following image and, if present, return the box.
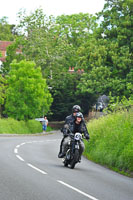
[85,134,90,140]
[63,129,68,137]
[70,133,74,138]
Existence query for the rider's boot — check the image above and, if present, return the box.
[58,145,65,158]
[78,155,81,162]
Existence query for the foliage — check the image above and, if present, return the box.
[84,108,133,176]
[0,75,6,104]
[0,75,6,117]
[99,0,133,52]
[56,13,97,47]
[0,17,16,41]
[1,1,133,120]
[0,117,52,134]
[104,95,133,113]
[76,0,132,102]
[2,37,24,74]
[4,60,53,121]
[4,10,98,119]
[48,71,96,120]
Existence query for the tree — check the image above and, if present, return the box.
[0,75,6,117]
[98,0,132,79]
[0,17,16,41]
[56,13,97,47]
[4,5,132,119]
[4,10,98,76]
[48,71,93,120]
[5,60,53,121]
[76,0,132,102]
[2,37,24,74]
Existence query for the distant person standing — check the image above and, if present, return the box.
[41,116,48,133]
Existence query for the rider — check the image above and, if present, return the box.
[58,105,81,158]
[58,112,90,160]
[65,105,81,124]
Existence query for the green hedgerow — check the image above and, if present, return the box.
[84,108,133,176]
[0,118,42,134]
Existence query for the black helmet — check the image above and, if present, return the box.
[72,105,81,113]
[75,112,83,119]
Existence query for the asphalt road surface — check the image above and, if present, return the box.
[0,131,133,200]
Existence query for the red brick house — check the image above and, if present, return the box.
[0,41,13,62]
[0,41,21,63]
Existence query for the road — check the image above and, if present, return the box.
[0,131,132,200]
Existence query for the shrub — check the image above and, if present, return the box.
[84,108,133,176]
[0,118,42,134]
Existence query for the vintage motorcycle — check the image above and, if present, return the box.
[62,132,84,169]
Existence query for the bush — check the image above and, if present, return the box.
[84,108,133,176]
[0,118,43,134]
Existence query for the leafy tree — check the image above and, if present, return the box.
[3,4,132,120]
[0,17,16,41]
[48,72,78,120]
[0,75,6,117]
[5,60,53,121]
[4,9,72,76]
[4,10,98,76]
[76,0,132,102]
[48,71,93,120]
[98,0,133,49]
[2,37,24,74]
[98,0,133,81]
[56,13,97,47]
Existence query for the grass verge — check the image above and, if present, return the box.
[0,118,53,134]
[84,108,133,177]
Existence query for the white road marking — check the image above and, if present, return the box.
[27,163,47,175]
[57,180,99,200]
[14,139,100,200]
[20,142,26,146]
[16,155,24,162]
[14,148,18,154]
[14,139,59,176]
[26,141,33,144]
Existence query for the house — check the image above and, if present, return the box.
[0,41,13,62]
[0,40,21,62]
[0,41,22,70]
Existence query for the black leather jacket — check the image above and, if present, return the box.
[65,114,75,124]
[62,114,89,138]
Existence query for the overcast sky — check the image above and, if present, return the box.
[0,0,105,24]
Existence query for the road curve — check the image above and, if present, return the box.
[0,131,132,200]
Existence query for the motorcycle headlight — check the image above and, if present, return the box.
[74,132,82,140]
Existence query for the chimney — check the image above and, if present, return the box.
[77,69,81,73]
[72,67,74,71]
[69,67,71,71]
[68,67,74,73]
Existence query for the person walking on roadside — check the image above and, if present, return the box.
[41,116,48,133]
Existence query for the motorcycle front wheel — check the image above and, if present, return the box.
[63,149,70,167]
[63,160,68,167]
[70,149,79,169]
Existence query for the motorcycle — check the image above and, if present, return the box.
[62,132,84,169]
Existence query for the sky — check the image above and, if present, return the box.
[0,0,105,24]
